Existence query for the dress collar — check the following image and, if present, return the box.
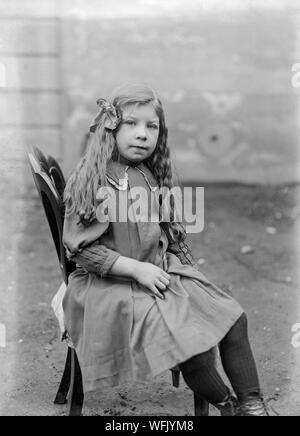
[106,158,158,191]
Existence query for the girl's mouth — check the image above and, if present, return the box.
[130,145,147,151]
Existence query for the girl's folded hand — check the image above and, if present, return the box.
[133,262,171,300]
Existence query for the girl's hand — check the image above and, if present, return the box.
[133,262,171,300]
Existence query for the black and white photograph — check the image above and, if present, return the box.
[0,0,300,418]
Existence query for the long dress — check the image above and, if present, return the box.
[62,159,243,392]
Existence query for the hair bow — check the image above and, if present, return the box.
[89,98,120,133]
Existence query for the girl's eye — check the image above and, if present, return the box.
[123,120,158,129]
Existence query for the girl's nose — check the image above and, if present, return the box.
[136,125,147,140]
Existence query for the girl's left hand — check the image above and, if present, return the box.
[133,262,171,300]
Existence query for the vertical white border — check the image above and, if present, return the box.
[0,63,6,88]
[0,323,6,348]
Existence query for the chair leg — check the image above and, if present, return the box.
[194,393,209,416]
[171,369,180,388]
[54,347,72,404]
[68,348,84,416]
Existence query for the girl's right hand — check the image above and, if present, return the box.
[133,262,171,300]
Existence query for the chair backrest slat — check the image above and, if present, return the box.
[28,148,75,284]
[47,155,66,198]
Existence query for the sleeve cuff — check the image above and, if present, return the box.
[70,243,121,277]
[99,250,121,276]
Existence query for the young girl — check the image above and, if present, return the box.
[63,83,269,416]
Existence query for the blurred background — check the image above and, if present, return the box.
[1,0,300,416]
[1,0,300,183]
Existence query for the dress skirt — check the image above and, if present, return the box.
[63,251,244,392]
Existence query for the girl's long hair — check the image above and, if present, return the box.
[64,83,176,224]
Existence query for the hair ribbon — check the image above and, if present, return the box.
[89,98,120,133]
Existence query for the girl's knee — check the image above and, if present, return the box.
[235,312,248,335]
[179,348,216,375]
[222,312,249,347]
[239,312,248,326]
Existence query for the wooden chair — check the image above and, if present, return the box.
[27,146,209,417]
[28,147,83,416]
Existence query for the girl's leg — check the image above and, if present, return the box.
[219,312,260,398]
[179,348,231,405]
[219,312,269,415]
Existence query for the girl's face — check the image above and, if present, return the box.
[115,103,160,162]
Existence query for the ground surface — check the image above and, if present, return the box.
[0,172,300,416]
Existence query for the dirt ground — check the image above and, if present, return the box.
[1,171,300,416]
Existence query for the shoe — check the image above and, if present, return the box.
[236,394,269,416]
[214,394,238,416]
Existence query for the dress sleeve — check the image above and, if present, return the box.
[167,239,197,266]
[161,222,199,267]
[63,212,120,276]
[68,241,120,276]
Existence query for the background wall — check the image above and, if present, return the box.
[0,0,62,188]
[1,0,300,184]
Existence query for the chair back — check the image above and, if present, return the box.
[47,155,66,198]
[28,147,75,283]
